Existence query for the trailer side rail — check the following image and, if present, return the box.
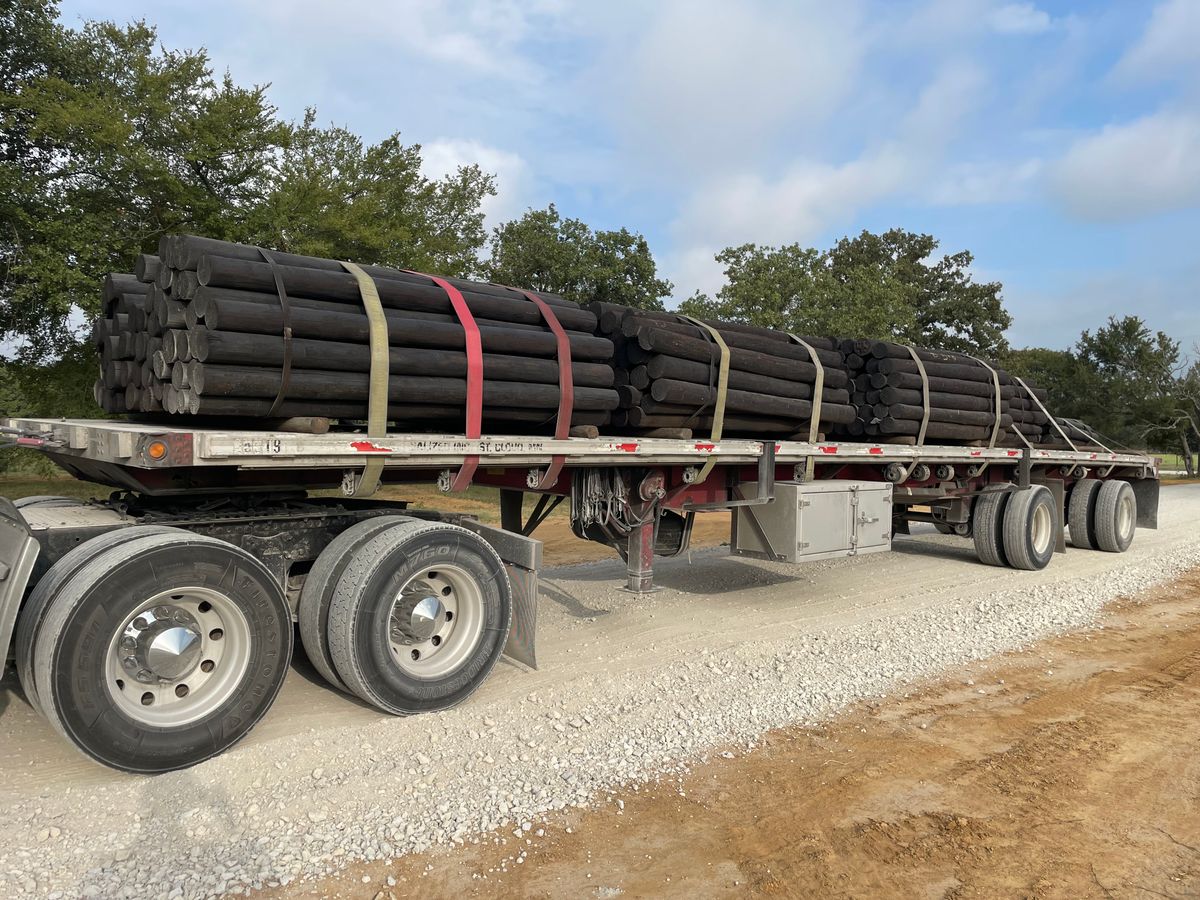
[0,418,1158,474]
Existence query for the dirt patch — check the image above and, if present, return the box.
[276,568,1200,899]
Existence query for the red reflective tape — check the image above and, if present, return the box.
[406,270,482,491]
[505,287,574,490]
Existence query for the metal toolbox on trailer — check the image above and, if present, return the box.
[733,480,893,563]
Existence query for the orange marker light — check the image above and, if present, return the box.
[147,440,168,460]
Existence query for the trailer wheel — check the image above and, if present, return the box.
[15,525,182,716]
[1094,480,1136,553]
[1067,478,1101,550]
[32,531,291,773]
[298,515,413,691]
[327,521,511,716]
[1002,485,1057,571]
[971,490,1009,567]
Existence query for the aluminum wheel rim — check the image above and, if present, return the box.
[1031,503,1053,555]
[105,587,251,727]
[388,564,484,679]
[1117,493,1134,540]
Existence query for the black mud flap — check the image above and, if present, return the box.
[1132,477,1160,529]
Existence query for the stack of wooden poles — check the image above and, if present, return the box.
[91,236,619,434]
[90,236,1112,451]
[589,303,856,439]
[843,341,1017,443]
[844,339,1107,450]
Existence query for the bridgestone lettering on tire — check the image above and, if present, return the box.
[298,514,413,691]
[1002,485,1057,571]
[15,525,181,717]
[1094,480,1136,553]
[32,531,292,773]
[972,490,1009,567]
[327,521,511,716]
[1067,479,1101,550]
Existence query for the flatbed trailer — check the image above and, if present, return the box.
[0,416,1159,773]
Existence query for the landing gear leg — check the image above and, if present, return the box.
[624,516,657,593]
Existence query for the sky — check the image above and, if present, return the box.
[57,0,1200,353]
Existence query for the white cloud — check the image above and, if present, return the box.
[671,61,987,253]
[661,246,728,306]
[929,159,1043,205]
[251,0,563,79]
[1049,111,1200,220]
[420,139,532,228]
[1113,0,1200,83]
[986,3,1052,35]
[592,0,868,173]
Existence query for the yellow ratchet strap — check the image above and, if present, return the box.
[340,261,389,497]
[677,315,729,484]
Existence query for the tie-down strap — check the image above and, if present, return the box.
[675,314,729,484]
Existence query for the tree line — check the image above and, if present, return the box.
[2,2,1195,473]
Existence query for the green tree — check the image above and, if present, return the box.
[246,110,494,276]
[1001,347,1097,420]
[486,204,672,309]
[1073,316,1181,447]
[2,6,288,360]
[679,229,1011,355]
[1,1,498,428]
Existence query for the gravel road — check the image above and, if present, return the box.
[2,484,1198,899]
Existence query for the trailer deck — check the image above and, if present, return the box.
[0,417,1159,474]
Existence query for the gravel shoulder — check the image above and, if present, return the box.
[318,566,1200,899]
[0,484,1197,899]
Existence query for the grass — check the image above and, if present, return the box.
[1155,453,1188,469]
[0,475,112,503]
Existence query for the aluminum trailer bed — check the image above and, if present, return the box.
[0,416,1159,772]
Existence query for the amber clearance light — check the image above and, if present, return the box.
[146,440,168,461]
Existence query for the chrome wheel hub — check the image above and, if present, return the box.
[106,587,252,727]
[120,606,203,682]
[388,565,485,679]
[390,586,448,644]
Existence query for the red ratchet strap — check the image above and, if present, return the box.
[405,270,483,492]
[505,287,574,490]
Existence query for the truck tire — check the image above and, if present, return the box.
[298,515,413,692]
[1094,480,1136,553]
[1002,485,1057,571]
[32,531,291,773]
[15,525,181,716]
[972,490,1009,567]
[1067,478,1101,550]
[327,520,511,716]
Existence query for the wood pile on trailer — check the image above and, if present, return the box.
[91,235,1112,453]
[92,237,617,435]
[843,339,1107,450]
[589,303,855,439]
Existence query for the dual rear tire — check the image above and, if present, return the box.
[972,486,1057,571]
[974,479,1137,569]
[299,519,512,716]
[16,529,291,773]
[1069,479,1136,552]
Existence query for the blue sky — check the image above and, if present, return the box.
[58,0,1200,352]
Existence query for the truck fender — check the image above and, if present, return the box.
[0,498,40,674]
